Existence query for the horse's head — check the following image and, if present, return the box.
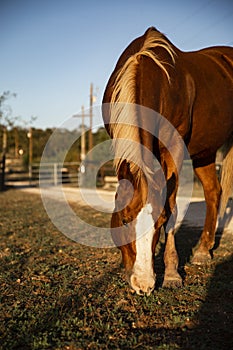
[111,160,166,295]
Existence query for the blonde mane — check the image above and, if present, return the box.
[110,29,176,181]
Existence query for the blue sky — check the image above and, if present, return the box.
[1,0,233,129]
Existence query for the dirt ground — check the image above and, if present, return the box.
[0,188,233,349]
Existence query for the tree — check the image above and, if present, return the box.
[0,91,37,158]
[0,91,17,155]
[0,91,18,190]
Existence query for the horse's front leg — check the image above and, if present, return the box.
[192,162,221,264]
[162,209,183,288]
[162,170,182,288]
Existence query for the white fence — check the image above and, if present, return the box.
[5,161,116,188]
[34,162,80,186]
[5,162,80,187]
[5,160,222,191]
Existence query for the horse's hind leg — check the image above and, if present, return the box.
[192,162,221,264]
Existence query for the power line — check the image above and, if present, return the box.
[169,0,216,34]
[180,10,233,48]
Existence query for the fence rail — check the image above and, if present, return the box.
[5,161,116,188]
[4,160,222,191]
[33,162,80,186]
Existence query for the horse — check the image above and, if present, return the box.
[102,27,233,295]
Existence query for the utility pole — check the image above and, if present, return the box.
[27,127,33,182]
[89,83,93,155]
[73,107,91,161]
[81,106,86,161]
[73,83,96,161]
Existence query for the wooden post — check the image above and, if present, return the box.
[14,127,19,158]
[0,126,7,191]
[88,83,93,155]
[54,163,58,186]
[3,126,7,152]
[81,106,86,161]
[28,128,33,184]
[0,153,5,191]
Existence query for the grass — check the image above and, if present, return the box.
[0,189,233,349]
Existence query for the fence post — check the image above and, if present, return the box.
[28,164,32,185]
[0,154,5,191]
[54,163,58,186]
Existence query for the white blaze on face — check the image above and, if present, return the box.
[130,203,155,295]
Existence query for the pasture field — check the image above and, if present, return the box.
[0,189,233,349]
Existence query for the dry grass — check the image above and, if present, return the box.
[0,189,232,349]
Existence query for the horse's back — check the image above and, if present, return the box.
[198,45,233,60]
[197,46,233,77]
[103,28,233,164]
[180,46,233,82]
[177,46,233,162]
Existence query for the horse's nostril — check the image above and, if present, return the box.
[143,286,152,296]
[138,286,154,296]
[147,286,153,295]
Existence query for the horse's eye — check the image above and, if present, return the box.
[122,219,128,227]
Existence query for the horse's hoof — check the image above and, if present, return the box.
[162,274,182,288]
[191,251,211,265]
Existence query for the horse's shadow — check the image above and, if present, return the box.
[185,255,233,349]
[132,254,233,350]
[154,198,233,287]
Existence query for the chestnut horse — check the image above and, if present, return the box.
[102,27,233,295]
